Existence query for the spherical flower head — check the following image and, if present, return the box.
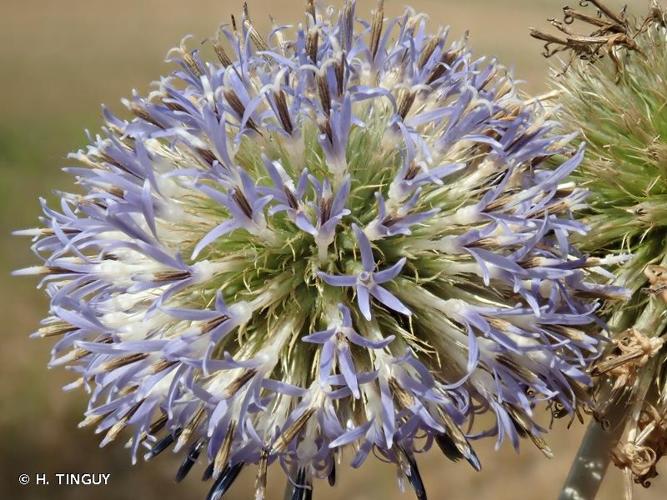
[16,2,621,498]
[534,1,667,493]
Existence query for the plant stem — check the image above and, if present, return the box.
[559,401,626,500]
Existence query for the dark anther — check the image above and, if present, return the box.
[201,314,230,335]
[284,187,299,210]
[254,447,269,499]
[244,20,270,53]
[38,322,77,338]
[214,41,232,67]
[147,428,182,459]
[129,103,164,129]
[369,0,385,59]
[175,441,204,482]
[320,196,333,225]
[435,432,463,462]
[222,369,256,398]
[183,51,203,78]
[153,270,192,283]
[340,1,355,53]
[508,413,529,438]
[206,463,244,500]
[404,162,421,181]
[317,73,331,115]
[274,90,294,135]
[148,413,168,435]
[405,453,427,500]
[197,148,218,166]
[334,53,346,96]
[101,353,149,372]
[382,215,399,227]
[418,37,441,69]
[327,463,336,486]
[307,28,319,63]
[426,49,459,85]
[435,433,481,471]
[202,462,214,481]
[506,131,539,155]
[224,89,259,132]
[289,468,313,500]
[397,90,416,120]
[232,188,254,218]
[46,265,77,275]
[318,117,334,145]
[148,359,177,375]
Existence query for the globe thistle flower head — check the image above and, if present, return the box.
[17,1,621,498]
[533,1,667,494]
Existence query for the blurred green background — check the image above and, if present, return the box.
[1,0,664,498]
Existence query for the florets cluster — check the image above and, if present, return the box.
[17,2,622,498]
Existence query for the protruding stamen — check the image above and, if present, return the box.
[206,462,244,500]
[271,408,316,454]
[369,1,385,59]
[213,421,236,478]
[146,428,182,460]
[306,27,319,63]
[396,88,416,119]
[254,448,269,500]
[274,90,294,134]
[317,72,331,115]
[176,441,204,482]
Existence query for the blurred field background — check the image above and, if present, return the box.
[1,0,664,499]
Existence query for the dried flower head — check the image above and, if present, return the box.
[536,1,667,497]
[16,1,620,498]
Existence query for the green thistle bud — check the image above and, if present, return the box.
[533,1,667,497]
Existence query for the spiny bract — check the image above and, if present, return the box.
[16,1,623,498]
